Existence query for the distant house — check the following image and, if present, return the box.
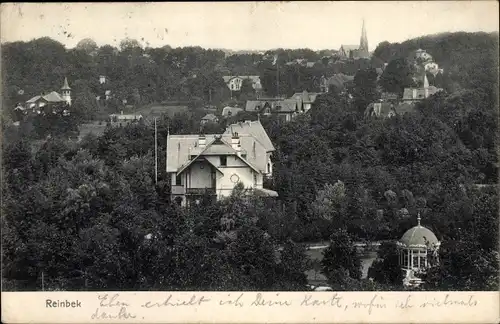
[365,102,396,119]
[201,113,219,125]
[365,101,416,119]
[414,49,433,62]
[166,120,277,206]
[402,74,443,103]
[319,74,354,93]
[222,105,244,117]
[290,90,320,113]
[109,112,143,123]
[245,99,299,122]
[381,92,399,103]
[26,77,72,113]
[222,75,263,93]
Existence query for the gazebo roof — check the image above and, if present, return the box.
[399,214,439,247]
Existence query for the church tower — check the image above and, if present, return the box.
[61,77,72,106]
[359,19,369,57]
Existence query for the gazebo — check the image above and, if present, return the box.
[397,213,440,281]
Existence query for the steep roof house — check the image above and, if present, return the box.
[222,105,244,117]
[201,113,219,125]
[166,120,277,206]
[402,74,443,103]
[245,99,301,122]
[25,77,72,114]
[320,74,354,93]
[290,90,320,113]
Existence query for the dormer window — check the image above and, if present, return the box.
[220,156,227,166]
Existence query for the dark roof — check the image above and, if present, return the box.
[291,91,319,104]
[271,99,298,113]
[245,100,265,112]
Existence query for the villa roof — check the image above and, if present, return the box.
[224,120,275,152]
[166,134,268,174]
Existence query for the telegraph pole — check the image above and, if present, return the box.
[154,118,158,185]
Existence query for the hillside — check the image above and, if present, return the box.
[373,32,499,93]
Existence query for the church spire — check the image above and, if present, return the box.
[360,19,369,53]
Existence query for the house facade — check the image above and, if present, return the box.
[167,120,276,206]
[402,74,443,103]
[246,99,299,123]
[25,77,72,113]
[222,75,263,93]
[319,74,354,93]
[290,90,320,113]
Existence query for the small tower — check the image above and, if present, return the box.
[61,77,72,106]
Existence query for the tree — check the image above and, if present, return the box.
[312,181,347,228]
[352,68,380,113]
[321,229,362,289]
[367,241,403,286]
[75,38,98,55]
[379,57,416,95]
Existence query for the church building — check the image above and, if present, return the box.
[339,20,370,60]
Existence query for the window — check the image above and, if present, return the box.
[253,173,257,186]
[175,175,182,186]
[220,156,227,166]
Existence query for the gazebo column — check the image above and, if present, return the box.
[410,249,414,269]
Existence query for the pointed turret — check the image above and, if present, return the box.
[359,19,369,53]
[61,77,71,90]
[423,73,429,88]
[61,77,72,106]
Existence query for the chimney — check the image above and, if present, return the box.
[232,132,241,153]
[198,135,206,149]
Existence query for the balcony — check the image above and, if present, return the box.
[186,188,216,196]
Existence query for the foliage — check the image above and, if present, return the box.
[321,229,362,289]
[379,57,415,95]
[2,32,498,291]
[367,242,404,286]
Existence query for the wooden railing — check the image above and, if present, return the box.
[186,188,216,195]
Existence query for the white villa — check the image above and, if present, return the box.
[166,120,277,206]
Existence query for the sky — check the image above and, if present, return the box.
[1,2,499,51]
